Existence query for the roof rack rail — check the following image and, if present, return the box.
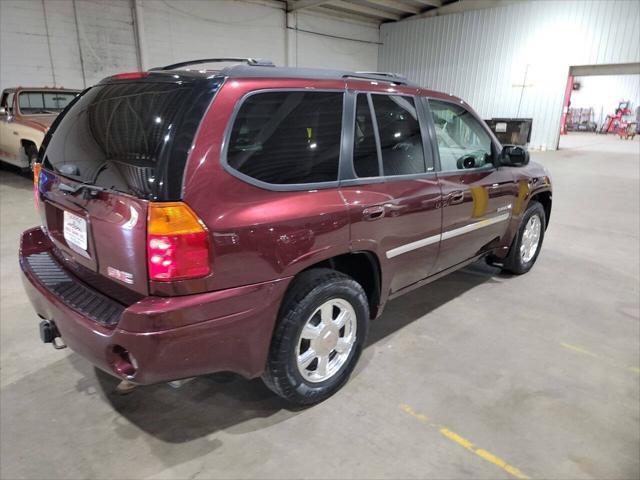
[357,71,408,81]
[342,71,409,85]
[150,58,275,71]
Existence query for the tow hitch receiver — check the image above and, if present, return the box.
[39,320,67,349]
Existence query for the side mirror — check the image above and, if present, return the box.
[0,107,6,116]
[500,145,530,167]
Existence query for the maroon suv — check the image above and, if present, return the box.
[20,58,552,405]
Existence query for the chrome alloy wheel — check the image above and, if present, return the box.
[296,298,357,383]
[520,214,542,263]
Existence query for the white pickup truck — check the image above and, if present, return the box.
[0,87,79,170]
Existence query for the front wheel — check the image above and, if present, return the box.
[262,268,369,405]
[502,201,546,274]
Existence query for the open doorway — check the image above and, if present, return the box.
[559,63,640,150]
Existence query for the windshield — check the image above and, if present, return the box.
[41,79,220,200]
[18,91,78,114]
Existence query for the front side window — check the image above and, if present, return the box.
[227,91,343,185]
[372,95,425,176]
[18,91,78,114]
[429,100,493,172]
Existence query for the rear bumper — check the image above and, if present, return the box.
[20,227,290,384]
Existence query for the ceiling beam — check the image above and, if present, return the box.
[310,5,382,24]
[363,0,421,15]
[570,63,640,76]
[287,0,333,12]
[414,0,520,19]
[412,0,442,7]
[327,0,402,20]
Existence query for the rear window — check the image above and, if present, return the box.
[42,79,220,200]
[18,91,77,114]
[226,91,343,185]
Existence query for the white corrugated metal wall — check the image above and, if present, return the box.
[0,0,379,93]
[379,0,640,150]
[140,1,379,72]
[0,0,139,90]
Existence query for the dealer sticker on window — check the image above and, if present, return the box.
[63,210,87,251]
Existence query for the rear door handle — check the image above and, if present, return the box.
[363,205,385,221]
[448,190,465,205]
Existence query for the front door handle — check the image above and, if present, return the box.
[363,205,385,221]
[448,190,465,205]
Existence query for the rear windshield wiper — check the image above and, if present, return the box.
[58,182,110,198]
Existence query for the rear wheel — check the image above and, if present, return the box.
[263,268,369,405]
[502,201,546,274]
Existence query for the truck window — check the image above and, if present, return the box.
[353,94,380,177]
[18,91,77,114]
[42,80,220,200]
[429,100,493,171]
[371,94,426,176]
[226,91,344,185]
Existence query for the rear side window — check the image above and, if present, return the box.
[353,94,380,177]
[371,95,425,176]
[42,80,220,200]
[226,91,343,185]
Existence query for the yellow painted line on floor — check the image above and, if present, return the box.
[399,404,529,479]
[560,342,598,357]
[399,403,429,423]
[560,342,640,375]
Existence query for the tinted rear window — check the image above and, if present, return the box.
[42,80,220,200]
[226,91,343,185]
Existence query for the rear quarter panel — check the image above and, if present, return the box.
[164,78,351,296]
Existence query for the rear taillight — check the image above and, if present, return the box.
[147,202,210,282]
[33,163,41,208]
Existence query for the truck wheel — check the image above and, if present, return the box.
[23,144,38,172]
[502,201,546,275]
[263,268,369,405]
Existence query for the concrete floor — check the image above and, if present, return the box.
[1,133,638,479]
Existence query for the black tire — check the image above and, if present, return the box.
[23,144,38,172]
[502,201,546,275]
[263,268,369,405]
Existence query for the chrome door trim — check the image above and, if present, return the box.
[386,233,441,259]
[385,212,510,259]
[440,212,510,241]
